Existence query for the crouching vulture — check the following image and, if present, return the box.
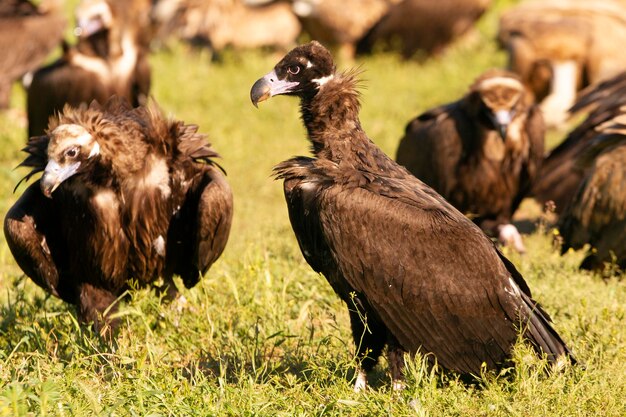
[533,71,626,214]
[27,0,152,137]
[4,99,233,337]
[557,78,626,272]
[396,70,545,253]
[250,42,574,391]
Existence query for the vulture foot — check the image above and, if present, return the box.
[392,379,406,391]
[353,369,368,392]
[498,224,526,253]
[78,283,119,340]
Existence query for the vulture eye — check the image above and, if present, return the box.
[65,147,79,158]
[287,65,300,75]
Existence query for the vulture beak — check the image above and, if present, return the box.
[41,160,81,198]
[76,18,105,37]
[491,110,512,140]
[250,70,299,107]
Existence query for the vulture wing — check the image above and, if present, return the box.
[533,71,626,211]
[278,158,570,373]
[559,118,626,269]
[396,103,464,197]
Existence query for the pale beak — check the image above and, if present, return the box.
[491,110,512,140]
[250,70,299,107]
[40,160,81,198]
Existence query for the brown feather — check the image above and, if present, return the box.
[256,42,574,387]
[5,98,233,336]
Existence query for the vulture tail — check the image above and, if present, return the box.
[521,292,577,366]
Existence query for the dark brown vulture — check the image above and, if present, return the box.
[250,41,574,391]
[0,0,66,109]
[498,0,626,127]
[553,78,626,271]
[27,0,152,137]
[559,127,626,272]
[533,71,626,214]
[356,0,491,59]
[396,70,545,253]
[4,99,233,337]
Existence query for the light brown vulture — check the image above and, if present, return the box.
[4,99,233,337]
[498,0,626,127]
[0,0,66,109]
[27,0,152,137]
[250,41,574,391]
[292,0,396,60]
[532,71,626,214]
[356,0,491,59]
[151,0,300,53]
[396,70,545,253]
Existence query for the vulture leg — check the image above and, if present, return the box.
[479,218,526,254]
[497,224,526,254]
[387,336,407,391]
[540,60,578,128]
[348,299,388,392]
[78,283,119,339]
[4,182,60,297]
[154,274,181,301]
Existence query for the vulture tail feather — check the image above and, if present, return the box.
[521,292,577,366]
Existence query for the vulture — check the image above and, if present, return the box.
[150,0,300,53]
[396,70,545,253]
[498,0,626,127]
[546,73,626,271]
[559,124,626,272]
[4,99,233,336]
[292,0,396,60]
[532,71,626,214]
[250,41,574,391]
[27,0,152,137]
[356,0,491,60]
[0,0,66,109]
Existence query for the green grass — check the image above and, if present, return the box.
[1,1,625,415]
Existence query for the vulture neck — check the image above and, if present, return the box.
[299,74,399,175]
[78,30,110,59]
[300,74,371,163]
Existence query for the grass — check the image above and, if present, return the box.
[1,1,625,415]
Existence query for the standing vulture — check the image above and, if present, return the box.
[27,0,152,137]
[396,70,544,253]
[533,71,626,214]
[4,99,233,337]
[0,0,66,109]
[250,42,574,390]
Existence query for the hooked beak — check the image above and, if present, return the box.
[491,110,512,140]
[75,17,105,37]
[250,70,299,107]
[40,160,81,198]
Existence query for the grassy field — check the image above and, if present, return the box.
[1,1,625,415]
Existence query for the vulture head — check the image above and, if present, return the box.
[41,124,101,198]
[469,71,526,140]
[74,0,113,37]
[250,41,336,106]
